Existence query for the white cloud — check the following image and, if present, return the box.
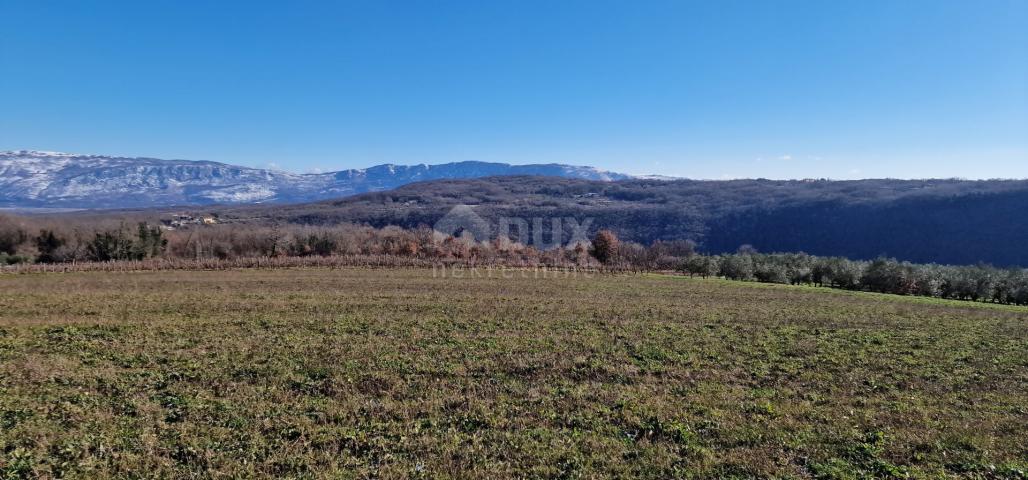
[778,154,792,161]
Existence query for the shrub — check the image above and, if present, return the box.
[590,230,620,264]
[0,216,28,255]
[35,230,66,264]
[0,253,32,265]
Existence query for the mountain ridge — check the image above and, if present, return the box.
[0,150,632,209]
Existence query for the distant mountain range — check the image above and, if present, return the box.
[0,150,632,209]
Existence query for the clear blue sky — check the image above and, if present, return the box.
[1,0,1025,179]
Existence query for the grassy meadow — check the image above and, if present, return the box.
[0,267,1025,478]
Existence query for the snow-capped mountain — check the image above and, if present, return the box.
[0,150,631,209]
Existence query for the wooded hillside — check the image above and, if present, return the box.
[216,177,1028,267]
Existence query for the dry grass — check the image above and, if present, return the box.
[0,268,1025,478]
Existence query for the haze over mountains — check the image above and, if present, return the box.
[0,150,630,209]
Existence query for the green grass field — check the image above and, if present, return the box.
[1,268,1025,478]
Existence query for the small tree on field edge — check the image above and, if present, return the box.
[590,230,620,264]
[35,230,65,264]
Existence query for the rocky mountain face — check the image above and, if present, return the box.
[0,151,630,209]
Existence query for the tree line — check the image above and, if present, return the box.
[591,231,1028,305]
[2,214,1026,305]
[2,217,168,265]
[0,215,595,267]
[673,249,1028,305]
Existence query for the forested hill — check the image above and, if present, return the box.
[220,176,1028,267]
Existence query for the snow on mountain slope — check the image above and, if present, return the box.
[0,150,631,209]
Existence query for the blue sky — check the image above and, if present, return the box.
[1,0,1025,179]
